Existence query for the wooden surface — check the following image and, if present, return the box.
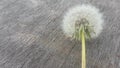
[0,0,120,68]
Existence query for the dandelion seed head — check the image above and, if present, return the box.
[62,4,104,39]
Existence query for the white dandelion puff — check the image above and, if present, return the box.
[62,4,104,39]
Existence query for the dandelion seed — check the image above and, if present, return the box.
[62,4,104,39]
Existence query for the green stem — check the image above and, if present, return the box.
[81,30,86,68]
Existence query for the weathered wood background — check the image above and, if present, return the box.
[0,0,120,68]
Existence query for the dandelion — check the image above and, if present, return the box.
[62,4,104,68]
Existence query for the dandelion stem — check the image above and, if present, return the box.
[81,29,86,68]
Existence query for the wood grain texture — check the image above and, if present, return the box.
[0,0,120,68]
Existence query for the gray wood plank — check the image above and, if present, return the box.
[0,0,120,68]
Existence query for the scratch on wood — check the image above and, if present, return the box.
[10,32,39,46]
